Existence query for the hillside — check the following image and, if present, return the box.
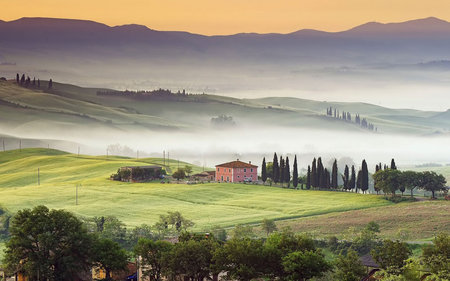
[1,80,448,139]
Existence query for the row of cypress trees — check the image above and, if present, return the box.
[15,73,53,89]
[261,153,299,188]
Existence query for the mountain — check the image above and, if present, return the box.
[1,17,450,110]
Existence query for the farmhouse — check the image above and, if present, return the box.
[114,166,162,182]
[215,160,258,183]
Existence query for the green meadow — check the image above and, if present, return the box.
[0,149,392,230]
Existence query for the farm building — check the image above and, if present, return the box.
[191,171,215,181]
[216,160,258,183]
[112,166,162,182]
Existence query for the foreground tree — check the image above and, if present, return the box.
[422,233,450,280]
[4,205,93,280]
[92,237,128,281]
[282,250,330,281]
[333,249,366,281]
[134,239,173,281]
[371,240,412,274]
[261,218,277,237]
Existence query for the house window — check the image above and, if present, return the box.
[251,168,253,172]
[229,168,231,172]
[221,176,223,181]
[244,168,247,172]
[218,168,220,172]
[238,176,240,178]
[227,176,229,181]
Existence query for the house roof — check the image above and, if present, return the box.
[360,254,380,268]
[192,171,214,177]
[216,160,258,168]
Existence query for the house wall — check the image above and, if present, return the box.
[216,167,233,182]
[233,167,257,182]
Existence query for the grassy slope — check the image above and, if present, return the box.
[270,201,449,240]
[0,149,392,231]
[1,80,448,135]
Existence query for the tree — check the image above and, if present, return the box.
[401,171,421,198]
[343,165,349,190]
[311,158,317,188]
[306,165,311,190]
[20,74,25,85]
[16,73,19,84]
[172,168,186,181]
[331,159,338,189]
[421,171,447,199]
[371,240,412,273]
[333,249,366,281]
[422,233,450,280]
[214,238,265,281]
[134,239,173,281]
[391,158,397,170]
[3,205,93,280]
[184,165,192,177]
[285,156,290,188]
[361,160,369,194]
[349,165,356,191]
[92,237,128,281]
[356,169,363,193]
[48,79,53,89]
[37,79,40,88]
[292,155,298,189]
[373,169,402,197]
[279,156,285,186]
[261,157,267,184]
[323,168,330,189]
[231,224,255,239]
[273,153,279,183]
[317,157,324,188]
[100,216,128,246]
[154,211,194,235]
[261,218,277,237]
[374,164,381,194]
[282,250,330,281]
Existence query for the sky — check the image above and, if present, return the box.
[2,0,450,35]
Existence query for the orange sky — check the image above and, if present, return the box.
[2,0,450,35]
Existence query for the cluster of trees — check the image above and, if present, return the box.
[373,169,447,198]
[261,153,299,188]
[96,88,208,102]
[111,167,165,182]
[15,73,52,89]
[325,106,376,131]
[210,115,236,127]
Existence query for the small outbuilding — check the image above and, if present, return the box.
[191,171,215,181]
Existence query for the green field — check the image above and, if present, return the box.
[0,148,394,231]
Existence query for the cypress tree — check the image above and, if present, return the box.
[48,79,53,89]
[324,168,330,189]
[293,155,298,189]
[261,157,267,184]
[343,165,349,190]
[317,157,324,188]
[390,158,397,170]
[32,77,36,87]
[37,79,40,88]
[361,160,369,194]
[273,153,279,183]
[285,156,290,188]
[356,169,363,193]
[331,159,338,189]
[311,158,317,188]
[279,156,285,186]
[306,165,311,190]
[16,73,19,84]
[20,74,25,85]
[374,164,380,194]
[349,165,356,191]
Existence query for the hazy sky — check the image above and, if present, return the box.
[2,0,450,35]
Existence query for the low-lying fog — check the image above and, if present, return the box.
[5,126,450,173]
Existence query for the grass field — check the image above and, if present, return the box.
[0,148,394,230]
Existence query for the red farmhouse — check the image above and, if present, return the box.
[215,160,258,183]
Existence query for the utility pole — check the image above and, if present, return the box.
[163,150,165,167]
[38,168,40,186]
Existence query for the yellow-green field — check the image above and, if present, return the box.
[0,148,394,230]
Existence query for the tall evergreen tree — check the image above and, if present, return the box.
[374,164,381,194]
[343,165,349,190]
[32,77,36,87]
[261,157,267,184]
[48,79,53,89]
[20,74,25,85]
[306,165,311,190]
[356,170,363,193]
[317,157,324,188]
[390,158,397,170]
[273,153,279,183]
[324,168,330,189]
[16,73,19,84]
[285,156,290,188]
[37,79,41,88]
[331,159,338,189]
[361,160,369,194]
[311,158,317,188]
[279,156,285,185]
[292,155,298,189]
[349,165,356,191]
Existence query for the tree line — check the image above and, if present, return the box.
[261,154,448,198]
[15,73,53,89]
[326,106,376,131]
[96,88,210,102]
